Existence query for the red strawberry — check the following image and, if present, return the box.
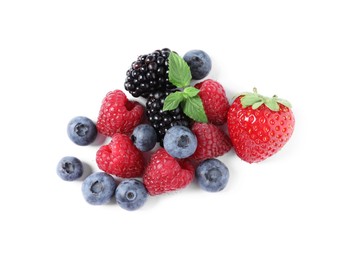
[191,123,232,161]
[96,133,144,178]
[227,89,295,163]
[143,148,194,195]
[97,90,144,136]
[194,79,230,125]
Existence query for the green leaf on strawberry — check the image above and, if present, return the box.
[276,98,292,108]
[252,101,264,109]
[241,93,263,108]
[264,98,280,111]
[240,88,292,111]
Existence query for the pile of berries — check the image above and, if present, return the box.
[57,48,295,211]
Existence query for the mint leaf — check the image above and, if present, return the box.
[163,92,184,111]
[168,52,192,88]
[183,87,200,97]
[182,96,208,123]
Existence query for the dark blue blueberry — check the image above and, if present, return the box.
[115,179,148,211]
[183,50,212,80]
[67,116,97,146]
[82,172,116,205]
[163,126,197,159]
[131,124,157,152]
[56,156,83,181]
[196,159,229,192]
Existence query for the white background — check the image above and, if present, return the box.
[1,0,352,259]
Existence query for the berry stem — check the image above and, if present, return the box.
[241,88,292,111]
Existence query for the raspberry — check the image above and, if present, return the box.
[143,148,194,195]
[194,79,230,125]
[191,123,232,161]
[146,90,190,144]
[124,48,176,98]
[96,90,144,136]
[96,133,144,178]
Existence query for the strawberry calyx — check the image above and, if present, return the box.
[240,88,292,111]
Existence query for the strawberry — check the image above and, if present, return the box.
[227,89,295,163]
[96,133,144,178]
[194,79,230,125]
[97,90,144,136]
[191,123,232,162]
[143,148,194,195]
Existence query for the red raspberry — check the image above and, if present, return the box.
[191,123,232,161]
[194,79,230,125]
[143,148,194,196]
[97,90,144,136]
[96,133,144,178]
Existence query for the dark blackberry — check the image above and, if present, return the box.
[124,48,176,98]
[146,90,190,145]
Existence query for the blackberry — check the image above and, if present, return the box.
[146,90,190,145]
[124,48,176,98]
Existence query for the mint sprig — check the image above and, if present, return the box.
[168,52,192,88]
[162,52,208,123]
[163,87,208,123]
[183,86,200,97]
[182,94,208,123]
[163,92,184,111]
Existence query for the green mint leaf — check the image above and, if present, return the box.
[240,93,263,108]
[163,92,184,111]
[183,87,200,97]
[182,96,208,123]
[264,98,280,111]
[168,51,192,88]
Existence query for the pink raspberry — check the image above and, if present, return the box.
[143,148,194,195]
[96,133,144,178]
[97,90,144,136]
[195,79,230,125]
[191,123,232,161]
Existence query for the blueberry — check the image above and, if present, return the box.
[115,179,148,211]
[67,116,97,146]
[196,159,229,192]
[82,172,116,205]
[56,156,83,181]
[183,50,212,80]
[131,124,157,152]
[163,126,197,159]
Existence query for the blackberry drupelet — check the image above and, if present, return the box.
[146,90,190,145]
[124,48,176,98]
